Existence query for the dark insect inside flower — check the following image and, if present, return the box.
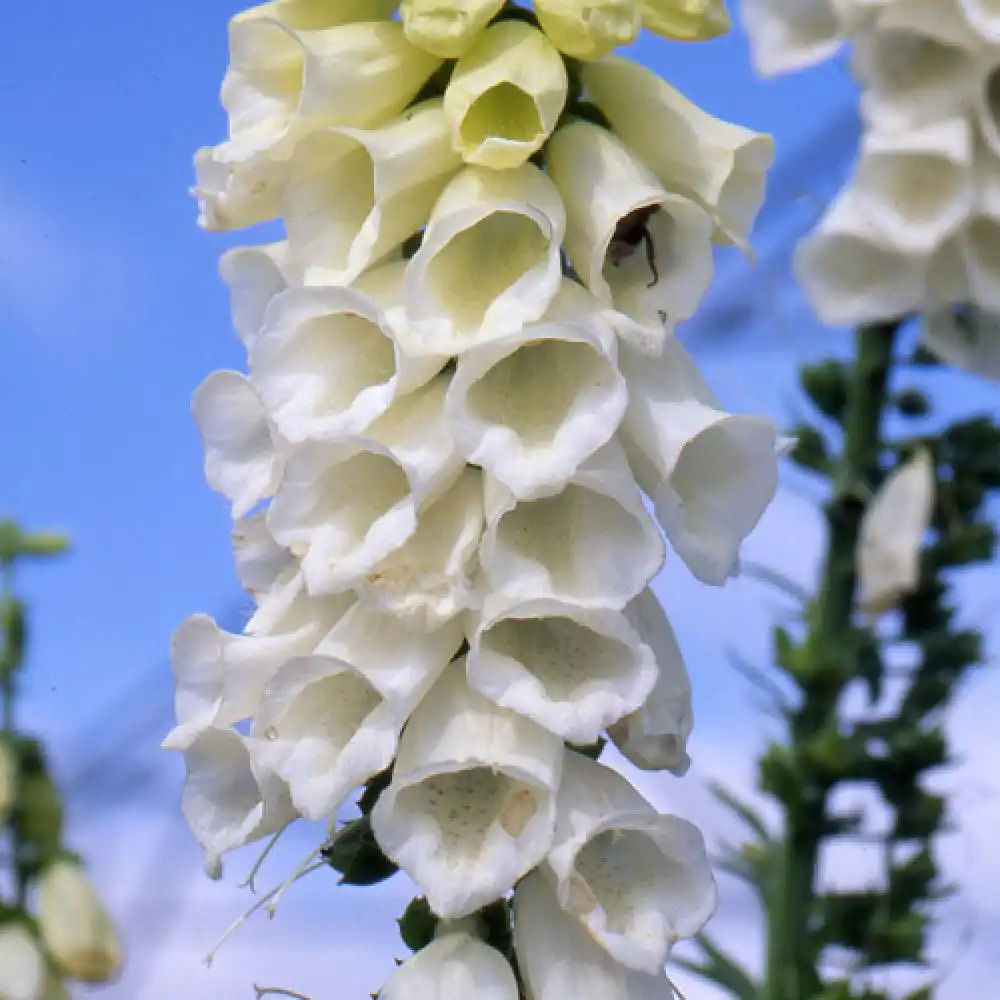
[607,204,661,288]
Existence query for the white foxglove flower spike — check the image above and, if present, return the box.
[445,281,626,499]
[401,0,506,58]
[793,187,926,326]
[922,307,1000,381]
[231,512,294,600]
[581,57,774,250]
[740,0,842,75]
[220,241,299,352]
[469,597,658,743]
[284,101,462,286]
[853,117,973,254]
[639,0,730,41]
[371,660,562,917]
[546,751,717,973]
[192,371,283,519]
[443,20,568,170]
[251,269,442,443]
[0,923,46,1000]
[608,587,693,774]
[618,337,780,585]
[857,449,935,616]
[534,0,640,60]
[547,119,714,338]
[402,163,566,355]
[513,871,683,1000]
[380,931,519,1000]
[479,441,664,610]
[359,466,485,631]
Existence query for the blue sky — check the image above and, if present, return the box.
[0,3,997,999]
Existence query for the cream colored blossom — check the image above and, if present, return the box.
[401,0,506,58]
[534,0,640,60]
[639,0,730,41]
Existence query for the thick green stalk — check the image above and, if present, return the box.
[764,324,898,1000]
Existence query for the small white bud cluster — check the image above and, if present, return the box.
[743,0,1000,377]
[170,2,782,995]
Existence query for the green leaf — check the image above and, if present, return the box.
[708,782,770,841]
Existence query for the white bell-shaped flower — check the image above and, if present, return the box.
[853,117,973,253]
[469,598,658,743]
[401,0,506,58]
[358,466,484,630]
[443,21,568,170]
[959,0,1000,43]
[857,449,935,616]
[854,29,976,132]
[284,101,462,285]
[580,57,773,249]
[534,0,640,60]
[547,120,714,337]
[608,588,693,775]
[925,234,971,309]
[740,0,842,75]
[250,604,462,820]
[513,871,683,1000]
[267,375,462,594]
[402,163,566,355]
[37,860,122,984]
[923,307,1000,381]
[479,441,663,609]
[618,337,780,586]
[380,930,519,1000]
[0,923,46,1000]
[192,371,283,519]
[194,17,441,229]
[546,751,716,973]
[179,727,298,868]
[962,215,1000,312]
[794,187,926,326]
[250,267,442,443]
[879,0,985,50]
[232,511,294,600]
[371,661,562,917]
[445,282,626,499]
[639,0,730,41]
[220,241,299,352]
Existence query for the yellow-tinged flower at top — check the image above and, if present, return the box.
[444,21,568,169]
[401,0,506,58]
[272,0,401,30]
[534,0,640,60]
[639,0,730,41]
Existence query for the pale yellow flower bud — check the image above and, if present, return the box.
[37,860,122,984]
[0,740,15,822]
[535,0,640,60]
[638,0,731,40]
[401,0,506,57]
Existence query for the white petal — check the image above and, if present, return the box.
[371,661,562,917]
[359,466,485,630]
[380,932,518,1000]
[480,441,663,609]
[232,511,294,599]
[546,751,717,972]
[401,0,507,58]
[402,163,565,355]
[513,871,679,1000]
[219,241,299,352]
[961,215,1000,312]
[445,282,627,499]
[547,121,714,331]
[192,371,283,518]
[959,0,1000,43]
[618,338,779,585]
[852,117,973,253]
[444,21,568,169]
[533,0,640,60]
[857,449,935,615]
[879,0,986,50]
[793,186,927,326]
[581,57,774,249]
[469,598,658,743]
[922,307,1000,380]
[0,924,46,1000]
[286,101,462,285]
[740,0,842,76]
[607,589,693,775]
[180,728,297,866]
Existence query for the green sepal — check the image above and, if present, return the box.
[398,896,438,953]
[321,817,397,886]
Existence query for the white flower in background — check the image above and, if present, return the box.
[469,598,657,742]
[443,20,568,169]
[0,923,46,1000]
[534,0,640,60]
[607,587,693,774]
[371,661,562,917]
[923,305,1000,379]
[401,0,506,58]
[380,929,518,1000]
[639,0,730,41]
[857,449,936,616]
[402,163,566,354]
[37,860,122,984]
[546,750,716,972]
[618,336,781,586]
[740,0,844,74]
[479,441,663,609]
[513,871,684,1000]
[445,282,627,499]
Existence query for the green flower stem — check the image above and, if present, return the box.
[765,324,899,1000]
